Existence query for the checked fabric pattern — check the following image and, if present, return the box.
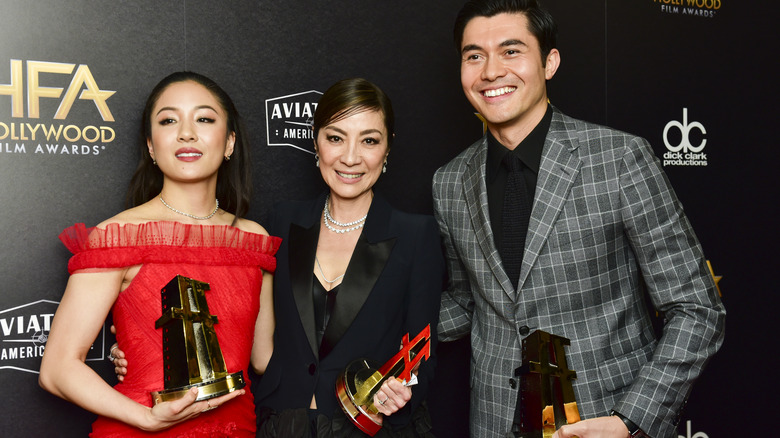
[432,107,725,438]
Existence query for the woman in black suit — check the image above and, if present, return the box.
[255,78,445,437]
[111,78,444,437]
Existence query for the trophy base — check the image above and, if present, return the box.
[336,359,382,436]
[151,371,245,405]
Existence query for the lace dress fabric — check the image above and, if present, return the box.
[59,221,281,437]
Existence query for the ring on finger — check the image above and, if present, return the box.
[107,346,118,361]
[204,399,219,411]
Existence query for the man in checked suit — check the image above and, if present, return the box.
[432,1,725,437]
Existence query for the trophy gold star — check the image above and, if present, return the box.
[707,260,722,297]
[475,112,487,134]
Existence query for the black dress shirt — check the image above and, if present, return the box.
[486,105,553,254]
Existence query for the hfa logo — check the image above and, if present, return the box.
[654,0,721,18]
[0,300,106,374]
[265,90,322,154]
[0,59,115,121]
[0,59,117,156]
[662,108,708,167]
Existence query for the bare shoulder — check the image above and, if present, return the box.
[94,202,156,229]
[234,217,270,236]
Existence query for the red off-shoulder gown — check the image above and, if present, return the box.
[59,222,281,437]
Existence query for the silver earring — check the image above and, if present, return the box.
[315,153,320,168]
[152,158,157,165]
[382,159,387,174]
[224,155,231,161]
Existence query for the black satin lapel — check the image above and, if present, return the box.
[289,222,320,357]
[319,234,396,357]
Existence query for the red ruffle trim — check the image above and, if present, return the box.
[60,222,281,275]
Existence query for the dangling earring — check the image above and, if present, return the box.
[315,153,320,168]
[382,159,387,174]
[152,157,157,166]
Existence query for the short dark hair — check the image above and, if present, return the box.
[454,0,558,65]
[313,78,395,148]
[126,71,252,218]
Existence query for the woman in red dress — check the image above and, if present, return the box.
[39,71,280,437]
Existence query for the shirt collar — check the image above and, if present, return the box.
[486,104,552,183]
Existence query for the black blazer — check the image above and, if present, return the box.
[255,192,445,429]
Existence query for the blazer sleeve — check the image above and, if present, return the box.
[613,135,725,437]
[386,215,446,430]
[432,169,475,342]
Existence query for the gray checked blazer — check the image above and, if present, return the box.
[432,106,725,438]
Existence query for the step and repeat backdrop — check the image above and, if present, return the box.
[0,1,774,436]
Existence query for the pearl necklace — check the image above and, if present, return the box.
[160,196,219,220]
[323,195,367,234]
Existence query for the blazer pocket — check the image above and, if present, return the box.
[597,341,656,392]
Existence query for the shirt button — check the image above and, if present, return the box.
[518,325,530,336]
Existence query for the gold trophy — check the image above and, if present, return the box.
[151,275,245,405]
[335,325,431,436]
[510,330,581,437]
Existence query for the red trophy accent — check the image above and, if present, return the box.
[335,324,431,436]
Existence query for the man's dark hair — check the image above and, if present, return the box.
[454,0,558,65]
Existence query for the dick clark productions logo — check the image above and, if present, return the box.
[662,108,708,167]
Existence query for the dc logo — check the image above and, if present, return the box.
[663,108,706,153]
[678,420,709,438]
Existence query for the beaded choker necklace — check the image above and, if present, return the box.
[323,195,367,234]
[160,196,219,220]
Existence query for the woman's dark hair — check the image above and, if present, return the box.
[313,78,395,148]
[125,71,252,218]
[453,0,558,65]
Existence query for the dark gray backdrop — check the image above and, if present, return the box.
[1,1,774,436]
